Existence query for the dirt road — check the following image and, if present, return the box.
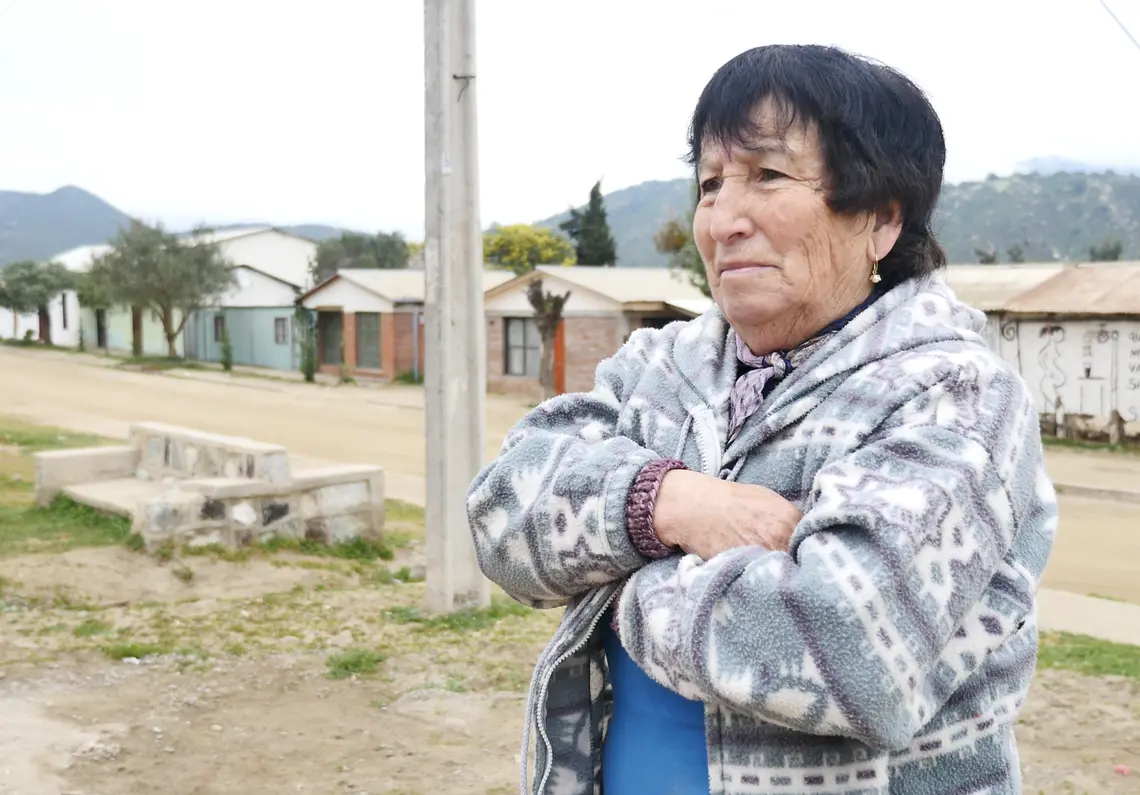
[3,345,1140,602]
[0,346,534,507]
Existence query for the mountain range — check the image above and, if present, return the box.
[538,169,1140,266]
[6,165,1140,268]
[0,186,349,267]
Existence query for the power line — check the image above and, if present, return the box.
[1097,0,1140,54]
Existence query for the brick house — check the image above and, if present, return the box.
[482,266,711,399]
[298,269,514,380]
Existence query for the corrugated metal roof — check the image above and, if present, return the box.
[336,268,514,302]
[533,265,707,303]
[1001,263,1140,315]
[939,263,1066,311]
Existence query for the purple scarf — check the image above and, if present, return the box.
[726,331,835,443]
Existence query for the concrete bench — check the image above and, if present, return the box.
[34,422,385,555]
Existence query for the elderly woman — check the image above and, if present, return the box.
[467,44,1057,795]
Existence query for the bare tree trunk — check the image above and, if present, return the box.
[131,306,143,357]
[526,278,570,403]
[162,309,178,358]
[37,305,51,346]
[538,327,557,400]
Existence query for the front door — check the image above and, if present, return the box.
[317,311,343,366]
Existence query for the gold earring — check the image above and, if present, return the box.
[870,261,881,284]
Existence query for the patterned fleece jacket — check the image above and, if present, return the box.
[466,276,1058,795]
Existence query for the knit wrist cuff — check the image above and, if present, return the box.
[626,458,687,559]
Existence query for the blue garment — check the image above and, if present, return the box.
[601,288,886,794]
[602,614,709,794]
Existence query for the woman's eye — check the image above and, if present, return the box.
[698,177,722,197]
[757,168,786,182]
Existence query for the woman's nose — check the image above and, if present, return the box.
[707,178,755,245]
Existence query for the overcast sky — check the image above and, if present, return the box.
[3,0,1140,239]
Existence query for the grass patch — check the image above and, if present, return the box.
[368,565,423,586]
[0,496,133,557]
[100,641,173,660]
[171,563,195,583]
[73,618,113,638]
[392,371,423,385]
[0,418,108,453]
[117,355,204,372]
[1042,436,1140,456]
[382,598,532,633]
[326,647,385,679]
[260,535,394,562]
[1038,631,1140,679]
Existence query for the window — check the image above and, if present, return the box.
[61,293,68,330]
[356,312,382,370]
[504,317,540,377]
[213,314,226,342]
[274,317,289,345]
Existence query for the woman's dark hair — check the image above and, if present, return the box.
[687,45,946,284]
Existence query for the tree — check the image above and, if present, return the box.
[311,231,409,284]
[526,279,570,400]
[654,187,709,298]
[1089,240,1123,262]
[484,224,575,275]
[92,221,236,358]
[220,325,234,372]
[974,246,999,264]
[1006,243,1025,263]
[0,260,74,345]
[293,305,318,383]
[0,263,36,338]
[559,180,617,266]
[481,224,576,398]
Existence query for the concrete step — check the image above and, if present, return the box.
[61,478,166,518]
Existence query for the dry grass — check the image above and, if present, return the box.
[0,413,559,696]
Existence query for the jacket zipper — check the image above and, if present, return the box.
[533,587,619,795]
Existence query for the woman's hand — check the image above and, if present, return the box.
[653,470,801,560]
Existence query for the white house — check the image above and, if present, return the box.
[179,227,318,369]
[985,262,1140,430]
[0,243,97,347]
[27,226,318,361]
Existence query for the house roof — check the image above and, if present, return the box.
[180,226,320,247]
[48,243,113,272]
[181,226,275,246]
[46,227,314,275]
[484,265,708,306]
[301,268,515,304]
[939,263,1067,311]
[1000,262,1140,315]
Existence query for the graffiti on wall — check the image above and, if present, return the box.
[1035,324,1066,413]
[1005,318,1140,422]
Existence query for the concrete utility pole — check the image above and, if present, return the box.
[423,0,490,612]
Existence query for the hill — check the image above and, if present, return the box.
[0,188,354,267]
[537,170,1140,266]
[0,186,133,266]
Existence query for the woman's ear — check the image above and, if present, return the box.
[868,201,903,262]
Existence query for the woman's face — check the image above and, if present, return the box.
[693,101,900,354]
